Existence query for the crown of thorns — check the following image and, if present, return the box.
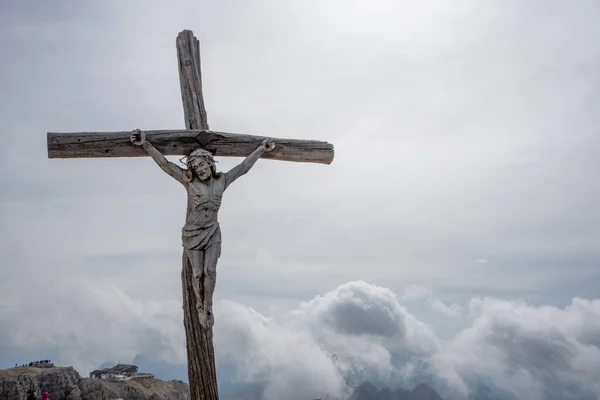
[179,148,217,166]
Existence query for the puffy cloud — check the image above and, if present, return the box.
[291,281,408,338]
[214,283,600,400]
[431,297,600,399]
[214,301,348,400]
[288,282,442,366]
[276,282,440,390]
[0,279,185,374]
[212,282,600,399]
[3,280,600,400]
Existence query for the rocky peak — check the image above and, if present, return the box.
[0,365,189,400]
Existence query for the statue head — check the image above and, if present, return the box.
[185,148,220,181]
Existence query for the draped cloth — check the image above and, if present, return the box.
[182,221,221,251]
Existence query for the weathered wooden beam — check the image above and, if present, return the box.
[177,29,219,400]
[47,129,335,164]
[177,29,209,131]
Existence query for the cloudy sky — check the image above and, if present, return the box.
[1,1,599,399]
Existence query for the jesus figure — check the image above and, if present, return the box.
[130,129,276,327]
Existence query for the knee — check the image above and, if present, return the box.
[205,269,216,280]
[192,267,202,279]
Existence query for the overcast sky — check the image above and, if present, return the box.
[1,1,599,399]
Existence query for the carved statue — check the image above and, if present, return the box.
[130,129,275,327]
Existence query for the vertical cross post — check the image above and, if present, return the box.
[176,30,219,400]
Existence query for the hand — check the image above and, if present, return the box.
[260,138,276,153]
[130,129,146,146]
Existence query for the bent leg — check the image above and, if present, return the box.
[203,243,222,318]
[184,249,205,314]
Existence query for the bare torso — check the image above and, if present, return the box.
[185,175,225,227]
[182,175,227,251]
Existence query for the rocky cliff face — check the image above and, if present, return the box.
[0,366,189,400]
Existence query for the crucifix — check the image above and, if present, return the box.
[47,30,334,400]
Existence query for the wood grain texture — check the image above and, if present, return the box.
[178,30,219,400]
[47,129,335,164]
[177,30,209,131]
[182,253,218,400]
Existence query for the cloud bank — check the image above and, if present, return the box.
[2,280,600,399]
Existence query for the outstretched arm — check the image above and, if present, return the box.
[224,139,275,190]
[130,129,186,184]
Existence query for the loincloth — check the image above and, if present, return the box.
[181,222,222,251]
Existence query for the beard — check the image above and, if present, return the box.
[195,169,211,181]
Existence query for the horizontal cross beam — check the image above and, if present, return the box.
[47,129,334,164]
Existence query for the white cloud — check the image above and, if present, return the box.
[0,279,186,374]
[220,283,600,399]
[2,280,600,399]
[214,301,349,400]
[432,297,600,399]
[216,282,600,399]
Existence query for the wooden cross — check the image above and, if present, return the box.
[46,30,334,400]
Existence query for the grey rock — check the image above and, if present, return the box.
[0,366,189,400]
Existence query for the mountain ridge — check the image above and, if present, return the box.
[0,365,189,400]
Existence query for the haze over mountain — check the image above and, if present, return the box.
[70,281,599,400]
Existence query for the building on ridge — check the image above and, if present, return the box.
[89,364,139,380]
